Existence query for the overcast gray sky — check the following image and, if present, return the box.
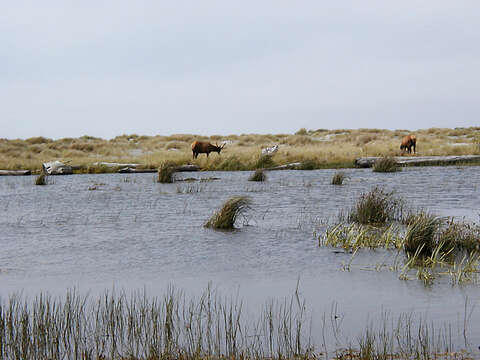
[1,1,479,139]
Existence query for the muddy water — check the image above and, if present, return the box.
[0,166,479,349]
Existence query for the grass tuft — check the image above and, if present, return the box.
[373,156,401,172]
[35,173,48,185]
[347,187,403,225]
[331,171,345,185]
[157,161,178,183]
[404,213,442,256]
[248,169,266,182]
[205,196,251,230]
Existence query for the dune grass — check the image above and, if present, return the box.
[1,127,479,172]
[205,196,251,230]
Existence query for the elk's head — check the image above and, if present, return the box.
[214,142,226,154]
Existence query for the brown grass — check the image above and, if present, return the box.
[0,127,479,172]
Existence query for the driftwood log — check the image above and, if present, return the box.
[264,162,302,170]
[43,161,73,175]
[118,164,200,174]
[93,162,140,168]
[355,155,480,168]
[0,170,31,176]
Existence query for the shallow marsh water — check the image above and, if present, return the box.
[0,166,479,351]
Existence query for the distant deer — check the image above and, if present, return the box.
[191,141,225,159]
[400,135,416,154]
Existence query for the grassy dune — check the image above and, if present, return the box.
[1,127,480,171]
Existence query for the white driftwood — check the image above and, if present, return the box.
[261,145,279,156]
[355,155,480,168]
[42,161,73,175]
[0,170,31,176]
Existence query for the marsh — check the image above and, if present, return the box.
[0,166,479,352]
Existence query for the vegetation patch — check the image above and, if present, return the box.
[205,196,251,230]
[373,156,401,172]
[248,169,266,182]
[321,223,403,250]
[331,171,345,185]
[404,212,442,256]
[157,161,178,183]
[35,173,48,185]
[321,207,480,285]
[346,187,404,225]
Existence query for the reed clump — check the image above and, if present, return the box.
[205,196,251,230]
[347,187,403,225]
[249,169,266,182]
[404,213,480,257]
[35,172,47,185]
[373,156,401,172]
[157,161,178,183]
[331,171,345,185]
[404,212,442,256]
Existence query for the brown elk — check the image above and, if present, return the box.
[191,141,225,159]
[400,135,416,154]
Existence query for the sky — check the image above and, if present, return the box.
[1,1,479,139]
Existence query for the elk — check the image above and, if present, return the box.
[191,141,225,159]
[400,135,416,154]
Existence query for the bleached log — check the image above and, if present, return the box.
[117,164,200,174]
[262,145,279,156]
[93,162,140,168]
[42,161,73,175]
[355,155,480,168]
[118,167,156,173]
[264,162,302,170]
[0,170,31,176]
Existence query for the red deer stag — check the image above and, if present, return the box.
[400,135,416,154]
[191,141,225,159]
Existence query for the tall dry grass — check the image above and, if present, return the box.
[1,127,479,171]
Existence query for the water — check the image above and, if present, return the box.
[0,166,479,350]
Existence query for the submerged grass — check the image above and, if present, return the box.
[321,223,404,250]
[204,196,251,230]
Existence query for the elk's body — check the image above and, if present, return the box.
[400,135,416,154]
[191,141,225,159]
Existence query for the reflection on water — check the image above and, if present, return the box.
[0,166,479,348]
